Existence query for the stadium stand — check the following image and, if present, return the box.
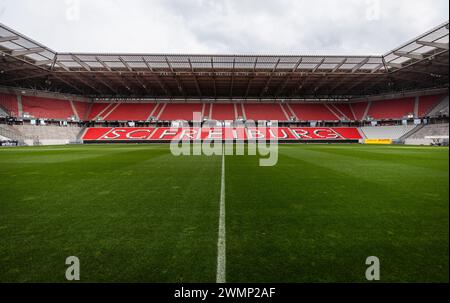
[158,103,204,121]
[427,95,449,118]
[350,102,369,121]
[73,101,90,121]
[332,104,356,120]
[0,106,7,117]
[11,125,82,145]
[289,103,339,121]
[367,98,415,120]
[87,103,112,120]
[243,104,288,121]
[0,93,18,117]
[418,95,445,117]
[22,96,75,120]
[103,103,157,121]
[404,123,449,145]
[210,103,236,121]
[360,125,417,140]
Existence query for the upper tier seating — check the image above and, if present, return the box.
[22,96,74,120]
[0,93,19,117]
[88,103,111,120]
[73,101,90,121]
[419,95,445,117]
[104,103,156,121]
[351,102,368,121]
[289,104,339,121]
[367,98,414,120]
[210,104,236,120]
[243,104,288,121]
[158,103,204,121]
[332,104,356,120]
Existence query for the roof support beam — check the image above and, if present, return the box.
[142,57,171,97]
[386,62,403,69]
[351,58,370,73]
[274,58,303,96]
[119,56,133,72]
[11,47,45,57]
[229,57,235,99]
[244,58,258,98]
[371,63,385,73]
[393,51,424,60]
[71,55,91,71]
[96,57,112,71]
[417,40,449,50]
[312,58,325,73]
[165,56,185,96]
[94,75,119,95]
[134,74,154,96]
[188,58,202,98]
[35,59,54,66]
[259,58,280,97]
[332,59,347,72]
[52,75,85,95]
[210,58,217,99]
[72,74,103,94]
[0,35,20,43]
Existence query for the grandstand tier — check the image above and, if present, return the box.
[0,93,19,117]
[22,96,75,120]
[0,93,447,122]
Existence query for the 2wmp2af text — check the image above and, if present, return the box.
[174,287,277,300]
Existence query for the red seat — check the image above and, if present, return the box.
[368,98,414,120]
[351,102,369,120]
[244,104,288,121]
[418,95,443,117]
[333,104,355,120]
[290,104,338,121]
[22,96,74,120]
[88,103,111,120]
[159,103,203,121]
[0,93,19,117]
[211,104,236,120]
[104,103,156,121]
[73,101,90,121]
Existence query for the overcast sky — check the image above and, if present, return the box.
[0,0,448,55]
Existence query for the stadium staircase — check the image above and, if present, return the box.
[399,124,424,142]
[404,123,449,145]
[427,95,449,117]
[0,105,8,117]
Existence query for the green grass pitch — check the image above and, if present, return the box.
[0,144,448,282]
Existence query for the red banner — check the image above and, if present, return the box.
[83,127,362,141]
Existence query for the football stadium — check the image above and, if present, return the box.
[0,1,449,286]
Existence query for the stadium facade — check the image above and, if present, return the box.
[0,21,448,146]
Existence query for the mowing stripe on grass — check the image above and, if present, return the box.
[216,148,226,283]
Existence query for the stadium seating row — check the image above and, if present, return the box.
[0,93,446,121]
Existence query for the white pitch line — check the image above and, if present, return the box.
[216,148,226,283]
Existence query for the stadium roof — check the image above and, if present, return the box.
[0,21,448,100]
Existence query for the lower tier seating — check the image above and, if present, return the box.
[360,125,417,140]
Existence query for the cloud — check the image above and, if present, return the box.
[0,0,448,54]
